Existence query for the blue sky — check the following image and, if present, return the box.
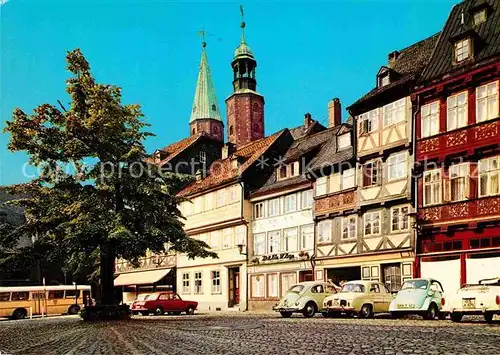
[1,0,457,185]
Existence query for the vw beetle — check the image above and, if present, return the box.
[273,281,336,318]
[389,278,447,320]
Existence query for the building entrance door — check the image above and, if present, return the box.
[228,267,240,308]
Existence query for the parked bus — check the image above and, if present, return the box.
[0,285,91,320]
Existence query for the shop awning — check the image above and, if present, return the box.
[114,268,171,287]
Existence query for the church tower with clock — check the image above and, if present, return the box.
[225,10,265,149]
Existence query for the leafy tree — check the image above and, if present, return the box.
[4,49,216,305]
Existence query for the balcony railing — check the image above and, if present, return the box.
[419,195,500,226]
[417,117,500,161]
[315,190,355,216]
[114,254,176,274]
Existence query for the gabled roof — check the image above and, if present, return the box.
[190,46,222,123]
[250,124,354,197]
[348,33,440,112]
[419,0,500,84]
[149,132,216,167]
[178,130,288,197]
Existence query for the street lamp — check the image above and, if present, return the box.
[72,281,77,305]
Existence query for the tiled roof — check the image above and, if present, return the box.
[178,130,287,197]
[150,133,206,166]
[348,33,440,111]
[419,0,500,83]
[289,120,326,140]
[250,124,353,196]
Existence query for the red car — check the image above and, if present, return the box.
[131,292,198,316]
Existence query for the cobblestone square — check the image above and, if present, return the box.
[0,313,499,355]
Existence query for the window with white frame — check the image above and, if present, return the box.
[383,98,406,127]
[364,211,381,236]
[204,193,213,211]
[268,198,280,216]
[476,81,499,123]
[317,220,333,244]
[358,108,378,135]
[210,230,221,250]
[199,151,206,164]
[388,152,407,181]
[301,190,313,209]
[254,202,265,219]
[253,233,266,255]
[182,273,190,294]
[251,275,265,298]
[194,196,203,214]
[337,133,351,150]
[216,189,226,207]
[267,274,278,298]
[300,224,314,250]
[363,161,381,187]
[229,185,238,203]
[380,74,390,87]
[391,206,409,232]
[454,38,471,63]
[267,231,281,254]
[284,193,297,213]
[281,273,297,297]
[277,161,300,181]
[222,228,233,249]
[342,168,356,190]
[423,170,442,206]
[211,270,221,293]
[447,91,468,131]
[421,101,440,138]
[199,233,209,246]
[235,225,246,246]
[479,156,500,197]
[316,176,328,196]
[283,228,298,252]
[194,272,203,294]
[341,216,357,240]
[450,164,469,202]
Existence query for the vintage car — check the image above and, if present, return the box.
[131,292,198,316]
[273,281,336,318]
[322,280,393,318]
[448,277,500,323]
[389,278,446,320]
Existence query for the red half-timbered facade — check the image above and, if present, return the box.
[414,0,500,294]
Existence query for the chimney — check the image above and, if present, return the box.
[304,113,313,129]
[221,143,235,159]
[328,98,342,128]
[388,50,399,68]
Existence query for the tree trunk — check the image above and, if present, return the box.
[99,241,115,305]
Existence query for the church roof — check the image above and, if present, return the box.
[190,46,222,123]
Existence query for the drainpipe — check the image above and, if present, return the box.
[237,177,249,311]
[412,94,421,276]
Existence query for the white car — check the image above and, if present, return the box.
[448,277,500,323]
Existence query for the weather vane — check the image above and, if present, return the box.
[240,5,246,42]
[197,28,207,48]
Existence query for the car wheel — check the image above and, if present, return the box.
[280,311,292,318]
[484,312,494,323]
[186,306,195,315]
[423,304,438,320]
[450,312,463,323]
[359,304,373,319]
[154,307,164,316]
[11,308,27,320]
[302,302,316,318]
[68,305,80,315]
[140,311,149,316]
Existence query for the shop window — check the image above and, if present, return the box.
[251,275,265,298]
[267,274,278,298]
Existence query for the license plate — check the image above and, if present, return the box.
[462,298,475,309]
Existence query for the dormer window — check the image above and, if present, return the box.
[277,161,300,181]
[473,8,487,25]
[337,133,351,150]
[454,38,471,63]
[379,74,390,87]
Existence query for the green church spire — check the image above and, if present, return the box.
[190,39,222,123]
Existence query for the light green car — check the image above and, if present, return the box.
[273,281,336,318]
[389,278,447,320]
